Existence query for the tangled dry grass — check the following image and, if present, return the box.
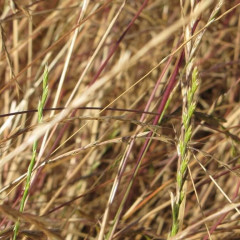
[0,0,240,239]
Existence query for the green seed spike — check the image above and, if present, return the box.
[13,65,49,240]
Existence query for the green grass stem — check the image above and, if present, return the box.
[170,67,199,237]
[13,66,49,240]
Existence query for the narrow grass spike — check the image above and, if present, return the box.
[13,65,49,240]
[170,66,199,237]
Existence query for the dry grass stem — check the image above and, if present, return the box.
[0,1,240,239]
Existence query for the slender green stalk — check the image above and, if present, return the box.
[169,4,224,235]
[170,67,199,237]
[13,66,49,240]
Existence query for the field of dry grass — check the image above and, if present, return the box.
[0,0,240,239]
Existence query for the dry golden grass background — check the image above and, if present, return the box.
[0,0,240,239]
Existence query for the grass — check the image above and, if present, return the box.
[170,67,199,237]
[13,65,48,240]
[0,0,240,239]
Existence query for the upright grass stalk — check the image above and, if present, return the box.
[170,67,199,237]
[13,66,49,240]
[169,1,226,236]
